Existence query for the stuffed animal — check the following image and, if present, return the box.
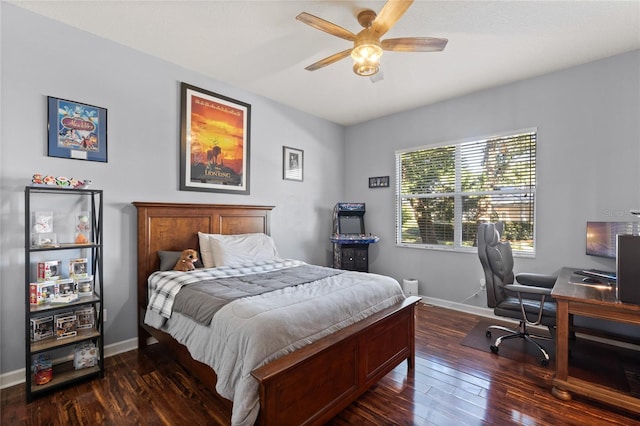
[173,249,199,272]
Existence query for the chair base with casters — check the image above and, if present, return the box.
[484,282,557,366]
[486,320,554,366]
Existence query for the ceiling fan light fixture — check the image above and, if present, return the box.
[351,42,383,63]
[353,57,380,76]
[351,30,382,76]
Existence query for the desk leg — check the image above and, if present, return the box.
[552,300,572,400]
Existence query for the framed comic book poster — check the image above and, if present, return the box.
[180,82,251,194]
[47,96,108,162]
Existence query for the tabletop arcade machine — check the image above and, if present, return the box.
[330,203,379,272]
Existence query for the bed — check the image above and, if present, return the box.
[133,202,420,426]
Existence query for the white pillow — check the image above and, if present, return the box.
[198,232,218,268]
[207,233,281,267]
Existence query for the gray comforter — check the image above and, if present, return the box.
[172,264,342,324]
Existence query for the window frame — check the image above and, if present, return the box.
[395,127,537,257]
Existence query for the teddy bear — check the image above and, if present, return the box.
[173,249,199,272]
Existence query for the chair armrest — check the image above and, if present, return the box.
[515,273,557,289]
[505,283,552,296]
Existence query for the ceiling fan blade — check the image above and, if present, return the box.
[381,37,448,52]
[304,49,353,71]
[371,0,414,37]
[296,12,356,41]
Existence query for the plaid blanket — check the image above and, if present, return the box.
[146,259,304,319]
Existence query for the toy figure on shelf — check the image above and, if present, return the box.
[32,173,44,185]
[75,212,91,244]
[75,233,89,244]
[71,179,92,189]
[31,174,91,189]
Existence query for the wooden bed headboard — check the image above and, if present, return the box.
[132,202,274,308]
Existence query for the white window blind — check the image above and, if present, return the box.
[395,129,537,253]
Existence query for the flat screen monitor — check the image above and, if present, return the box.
[339,215,364,234]
[586,221,637,258]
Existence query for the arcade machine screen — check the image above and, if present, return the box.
[339,215,364,234]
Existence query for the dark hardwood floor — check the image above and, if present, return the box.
[2,303,639,425]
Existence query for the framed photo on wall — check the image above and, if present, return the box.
[180,82,251,194]
[369,176,389,188]
[283,146,303,182]
[47,97,108,162]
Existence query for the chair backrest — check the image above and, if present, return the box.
[477,222,514,308]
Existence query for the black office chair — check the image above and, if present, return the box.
[477,222,557,366]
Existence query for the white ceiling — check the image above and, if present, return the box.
[8,0,640,126]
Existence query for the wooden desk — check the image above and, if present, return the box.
[551,267,640,413]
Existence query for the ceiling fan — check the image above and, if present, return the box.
[296,0,447,78]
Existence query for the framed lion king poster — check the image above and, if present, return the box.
[179,83,251,194]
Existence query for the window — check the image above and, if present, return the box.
[395,129,537,254]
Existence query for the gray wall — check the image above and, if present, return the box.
[345,50,640,307]
[0,4,345,375]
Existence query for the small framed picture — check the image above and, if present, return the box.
[47,96,108,162]
[283,146,303,182]
[369,176,389,188]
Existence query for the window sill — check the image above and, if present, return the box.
[395,243,535,258]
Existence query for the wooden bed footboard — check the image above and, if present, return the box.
[252,296,420,426]
[133,202,420,425]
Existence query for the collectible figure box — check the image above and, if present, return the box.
[74,306,95,330]
[74,342,99,370]
[37,260,61,282]
[51,293,79,304]
[75,211,92,244]
[69,258,88,279]
[29,281,58,305]
[35,232,58,248]
[75,275,94,297]
[32,211,53,234]
[57,278,75,295]
[32,354,53,385]
[30,315,54,341]
[55,312,77,339]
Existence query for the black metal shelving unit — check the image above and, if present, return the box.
[24,186,104,402]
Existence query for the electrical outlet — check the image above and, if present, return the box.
[103,309,107,322]
[479,278,486,290]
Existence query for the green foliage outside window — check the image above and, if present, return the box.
[396,130,536,253]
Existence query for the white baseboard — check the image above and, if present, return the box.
[420,295,499,319]
[0,338,138,390]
